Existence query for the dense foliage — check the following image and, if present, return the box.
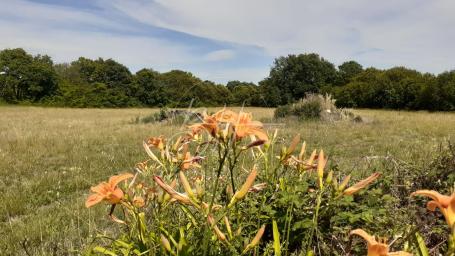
[85,109,455,255]
[1,48,454,110]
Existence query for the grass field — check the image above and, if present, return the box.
[1,106,455,255]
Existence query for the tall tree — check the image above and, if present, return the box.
[338,61,363,84]
[0,48,57,102]
[262,53,338,105]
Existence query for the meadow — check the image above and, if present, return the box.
[1,106,455,255]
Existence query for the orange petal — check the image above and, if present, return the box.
[287,134,301,155]
[108,173,134,188]
[90,182,109,194]
[411,190,451,207]
[214,109,239,123]
[350,229,378,246]
[85,194,104,208]
[446,195,455,228]
[251,127,268,141]
[106,188,124,204]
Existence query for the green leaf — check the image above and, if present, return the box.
[272,220,281,256]
[415,232,429,256]
[92,246,117,256]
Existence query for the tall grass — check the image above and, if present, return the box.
[1,106,455,255]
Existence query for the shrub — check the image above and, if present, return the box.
[274,94,357,121]
[274,104,292,118]
[292,96,322,119]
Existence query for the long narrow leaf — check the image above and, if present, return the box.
[272,220,281,256]
[415,232,429,256]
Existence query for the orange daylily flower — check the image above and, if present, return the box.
[350,229,412,256]
[232,112,268,141]
[213,109,239,123]
[411,190,455,228]
[188,114,218,138]
[343,172,381,196]
[85,173,134,208]
[146,136,165,150]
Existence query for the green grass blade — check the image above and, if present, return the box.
[272,220,281,256]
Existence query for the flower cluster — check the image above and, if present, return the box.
[85,108,432,255]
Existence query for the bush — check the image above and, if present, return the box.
[274,94,355,121]
[274,104,292,118]
[292,96,322,119]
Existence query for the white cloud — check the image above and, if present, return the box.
[203,49,236,62]
[111,0,455,73]
[0,0,244,82]
[2,0,454,84]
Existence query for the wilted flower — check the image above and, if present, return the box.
[85,173,134,208]
[411,189,455,228]
[249,183,267,193]
[343,173,381,196]
[180,151,202,170]
[133,196,145,208]
[242,139,267,150]
[350,229,412,256]
[201,202,223,212]
[154,176,192,205]
[208,214,227,241]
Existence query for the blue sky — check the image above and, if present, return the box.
[1,0,454,83]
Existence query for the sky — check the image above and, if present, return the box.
[1,0,454,84]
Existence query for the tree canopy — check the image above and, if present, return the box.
[1,48,454,110]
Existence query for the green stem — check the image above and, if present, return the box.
[202,142,228,256]
[307,190,323,252]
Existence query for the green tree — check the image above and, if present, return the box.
[436,71,455,110]
[226,80,259,106]
[262,53,338,105]
[338,61,363,84]
[0,48,57,102]
[132,69,167,106]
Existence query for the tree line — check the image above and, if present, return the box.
[1,48,454,110]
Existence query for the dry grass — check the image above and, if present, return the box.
[1,106,454,255]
